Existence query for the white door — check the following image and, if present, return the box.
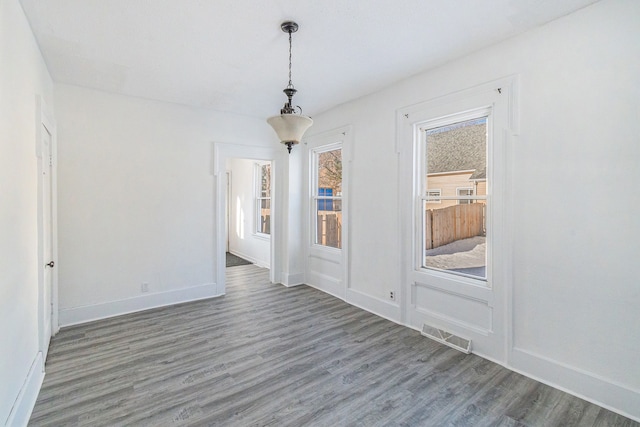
[41,124,54,358]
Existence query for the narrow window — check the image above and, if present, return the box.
[255,162,271,235]
[457,187,474,204]
[423,116,487,280]
[426,189,442,204]
[312,145,342,249]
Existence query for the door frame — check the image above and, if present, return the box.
[36,96,58,364]
[213,143,283,294]
[225,170,231,253]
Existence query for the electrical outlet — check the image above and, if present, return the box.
[389,291,395,301]
[141,282,149,293]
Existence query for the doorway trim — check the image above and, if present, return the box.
[213,143,283,294]
[36,95,59,364]
[225,170,231,253]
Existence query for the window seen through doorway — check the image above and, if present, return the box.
[255,162,271,235]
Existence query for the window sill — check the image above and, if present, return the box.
[309,244,342,262]
[253,233,271,241]
[411,268,492,303]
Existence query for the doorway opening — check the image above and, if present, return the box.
[224,158,272,271]
[214,143,280,295]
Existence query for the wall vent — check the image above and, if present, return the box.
[421,323,471,354]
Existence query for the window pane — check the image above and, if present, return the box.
[423,200,486,279]
[261,164,271,197]
[457,188,474,204]
[317,149,342,195]
[256,162,271,235]
[315,147,342,249]
[425,117,486,196]
[424,117,487,280]
[259,198,270,234]
[316,205,341,249]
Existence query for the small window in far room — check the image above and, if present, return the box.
[255,162,271,235]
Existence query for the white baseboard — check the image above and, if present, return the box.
[228,249,269,269]
[59,283,219,327]
[280,272,305,287]
[510,347,640,422]
[5,352,44,427]
[305,281,343,300]
[302,282,402,326]
[346,288,402,325]
[306,272,343,297]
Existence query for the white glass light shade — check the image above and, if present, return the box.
[267,113,313,146]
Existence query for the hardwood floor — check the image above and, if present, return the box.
[30,265,637,426]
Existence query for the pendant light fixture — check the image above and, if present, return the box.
[267,21,313,154]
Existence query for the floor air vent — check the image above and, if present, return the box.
[421,324,471,354]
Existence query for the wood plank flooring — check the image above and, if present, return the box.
[29,265,638,426]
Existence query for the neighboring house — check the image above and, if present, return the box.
[425,119,487,210]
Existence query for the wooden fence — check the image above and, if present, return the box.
[317,212,342,248]
[259,213,270,234]
[425,203,485,250]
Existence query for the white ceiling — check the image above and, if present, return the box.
[19,0,599,119]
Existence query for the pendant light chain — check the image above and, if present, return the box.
[288,30,293,89]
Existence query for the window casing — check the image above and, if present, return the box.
[399,78,515,359]
[311,143,342,249]
[255,162,271,236]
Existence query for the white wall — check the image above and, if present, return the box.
[0,0,54,424]
[55,84,275,325]
[305,0,639,420]
[227,158,270,267]
[281,148,305,285]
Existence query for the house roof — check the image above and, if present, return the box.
[426,121,486,180]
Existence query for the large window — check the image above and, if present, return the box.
[255,162,271,235]
[312,144,342,249]
[422,114,488,280]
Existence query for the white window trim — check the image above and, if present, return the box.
[254,161,271,237]
[302,126,352,299]
[397,75,516,302]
